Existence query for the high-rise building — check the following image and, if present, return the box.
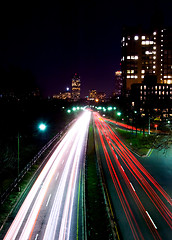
[114,71,123,97]
[89,89,97,101]
[71,73,81,101]
[121,26,172,93]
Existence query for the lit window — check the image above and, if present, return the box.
[144,85,146,90]
[141,75,144,78]
[134,36,139,40]
[141,70,145,73]
[153,66,156,69]
[141,36,145,40]
[153,32,157,35]
[127,56,130,59]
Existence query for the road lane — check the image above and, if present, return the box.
[4,110,90,240]
[93,112,172,240]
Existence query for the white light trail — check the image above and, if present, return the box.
[43,110,91,240]
[130,182,135,192]
[4,110,91,240]
[46,194,51,207]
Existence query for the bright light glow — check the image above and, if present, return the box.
[39,123,47,131]
[134,36,139,40]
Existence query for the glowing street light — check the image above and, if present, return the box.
[38,123,47,131]
[117,112,121,116]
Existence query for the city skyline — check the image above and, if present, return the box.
[1,0,172,97]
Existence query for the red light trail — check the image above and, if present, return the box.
[93,112,172,239]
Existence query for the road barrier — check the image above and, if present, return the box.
[0,120,75,205]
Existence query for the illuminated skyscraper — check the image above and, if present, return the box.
[114,71,123,97]
[121,26,172,93]
[71,73,81,101]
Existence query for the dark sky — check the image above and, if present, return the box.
[1,0,172,97]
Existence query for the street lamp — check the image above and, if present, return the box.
[38,123,47,131]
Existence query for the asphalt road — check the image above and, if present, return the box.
[3,110,90,240]
[93,112,172,240]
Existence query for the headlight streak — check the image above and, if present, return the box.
[59,114,90,240]
[4,111,91,240]
[93,112,172,239]
[43,111,90,240]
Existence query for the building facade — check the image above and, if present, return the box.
[114,71,123,97]
[71,73,81,101]
[121,26,172,93]
[131,78,172,120]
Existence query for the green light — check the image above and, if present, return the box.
[117,112,121,116]
[108,107,112,111]
[38,123,47,131]
[77,107,79,110]
[113,107,116,110]
[72,107,76,111]
[67,109,71,113]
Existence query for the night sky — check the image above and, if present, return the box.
[1,0,172,97]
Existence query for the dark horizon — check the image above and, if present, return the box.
[0,0,172,97]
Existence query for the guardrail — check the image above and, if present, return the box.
[0,120,75,205]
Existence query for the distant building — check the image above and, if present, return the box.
[121,26,172,94]
[71,73,81,101]
[53,91,71,100]
[96,92,106,102]
[114,71,123,97]
[89,89,97,101]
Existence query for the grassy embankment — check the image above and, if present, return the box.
[85,121,114,240]
[114,127,158,156]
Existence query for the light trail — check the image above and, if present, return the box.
[93,112,172,239]
[4,110,91,240]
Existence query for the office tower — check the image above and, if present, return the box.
[71,73,81,101]
[114,71,123,97]
[121,26,172,93]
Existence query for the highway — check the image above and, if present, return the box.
[4,110,90,240]
[93,112,172,240]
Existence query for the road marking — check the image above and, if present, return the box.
[55,172,59,181]
[146,211,157,229]
[35,233,39,240]
[46,194,51,207]
[130,182,135,192]
[121,166,125,171]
